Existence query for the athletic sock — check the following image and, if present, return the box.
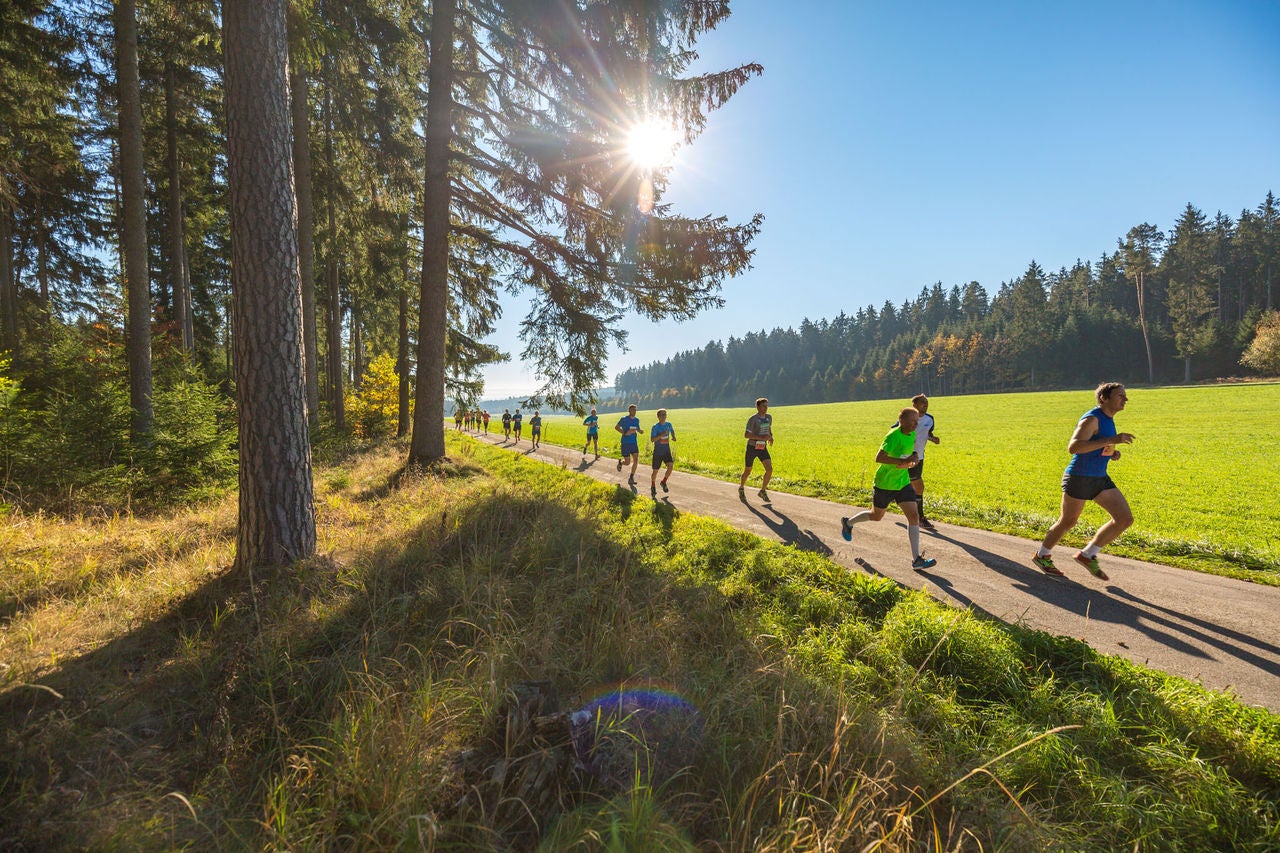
[1036,546,1052,558]
[908,524,921,559]
[1081,544,1100,558]
[848,511,875,525]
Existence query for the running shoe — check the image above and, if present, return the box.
[1031,553,1064,576]
[840,516,853,542]
[660,481,669,493]
[1073,552,1109,581]
[758,488,770,501]
[911,555,937,570]
[617,458,623,471]
[650,485,657,497]
[919,518,936,531]
[738,485,746,496]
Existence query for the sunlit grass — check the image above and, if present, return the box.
[2,435,1277,850]
[535,383,1280,582]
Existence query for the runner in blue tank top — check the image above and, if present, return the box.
[1032,382,1136,580]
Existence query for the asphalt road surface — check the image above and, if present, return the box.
[474,431,1280,713]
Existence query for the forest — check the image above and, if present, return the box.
[611,193,1280,409]
[1,0,760,539]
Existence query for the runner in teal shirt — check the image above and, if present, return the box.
[649,409,676,495]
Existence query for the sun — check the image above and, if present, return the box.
[625,118,679,171]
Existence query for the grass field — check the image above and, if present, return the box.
[526,383,1280,582]
[3,436,1278,849]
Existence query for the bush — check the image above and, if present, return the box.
[344,353,403,439]
[1240,311,1280,376]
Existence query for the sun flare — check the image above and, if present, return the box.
[625,118,679,171]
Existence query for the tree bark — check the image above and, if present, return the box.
[289,43,320,426]
[223,0,316,569]
[350,296,362,390]
[0,179,15,353]
[409,0,455,466]
[115,0,153,439]
[165,62,193,352]
[397,242,410,437]
[1136,271,1154,384]
[322,85,345,429]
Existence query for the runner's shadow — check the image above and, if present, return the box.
[743,502,833,557]
[920,528,1219,662]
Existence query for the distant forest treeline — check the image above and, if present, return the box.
[606,194,1278,408]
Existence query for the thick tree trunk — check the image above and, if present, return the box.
[115,0,153,439]
[165,62,193,353]
[289,48,320,426]
[409,0,455,465]
[223,0,316,569]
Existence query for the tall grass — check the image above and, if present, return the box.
[1,435,1276,850]
[535,383,1280,582]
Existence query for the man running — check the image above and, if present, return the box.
[840,406,937,571]
[582,407,600,456]
[908,394,941,530]
[1032,382,1135,581]
[454,408,464,431]
[615,404,642,482]
[738,397,774,501]
[649,409,676,495]
[529,411,542,449]
[482,410,490,433]
[501,409,512,439]
[512,409,523,443]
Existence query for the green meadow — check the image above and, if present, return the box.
[534,383,1280,583]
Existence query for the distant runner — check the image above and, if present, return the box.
[738,397,774,501]
[582,407,600,456]
[649,409,676,495]
[1032,382,1135,581]
[909,394,941,530]
[530,411,543,449]
[454,409,464,431]
[513,409,523,443]
[615,404,642,482]
[482,410,490,433]
[840,406,936,570]
[502,409,512,439]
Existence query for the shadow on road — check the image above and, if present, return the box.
[742,501,833,557]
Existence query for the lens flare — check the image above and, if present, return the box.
[625,118,679,171]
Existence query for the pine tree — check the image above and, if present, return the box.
[1164,203,1215,382]
[1119,223,1164,384]
[409,0,762,464]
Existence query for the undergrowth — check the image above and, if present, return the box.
[1,435,1276,850]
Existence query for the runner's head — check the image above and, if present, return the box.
[656,408,667,421]
[911,393,928,413]
[898,407,919,433]
[755,397,768,413]
[628,404,637,414]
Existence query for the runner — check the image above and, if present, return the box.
[615,404,642,482]
[1031,382,1135,581]
[513,409,523,443]
[908,394,941,530]
[482,410,490,433]
[530,411,543,449]
[738,397,774,501]
[582,407,600,456]
[501,408,512,439]
[649,409,676,495]
[454,408,464,431]
[839,406,937,570]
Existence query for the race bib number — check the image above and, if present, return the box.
[754,440,766,450]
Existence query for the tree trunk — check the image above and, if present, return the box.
[115,0,153,439]
[1136,271,1154,384]
[409,0,455,466]
[398,286,410,437]
[289,44,320,426]
[350,296,362,390]
[0,181,15,353]
[223,0,316,569]
[322,86,344,430]
[165,62,194,353]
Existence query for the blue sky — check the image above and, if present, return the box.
[480,0,1280,399]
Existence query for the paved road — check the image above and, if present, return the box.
[474,431,1280,713]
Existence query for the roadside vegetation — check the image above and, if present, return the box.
[533,382,1280,585]
[3,434,1277,850]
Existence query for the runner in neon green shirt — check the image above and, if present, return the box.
[839,406,937,571]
